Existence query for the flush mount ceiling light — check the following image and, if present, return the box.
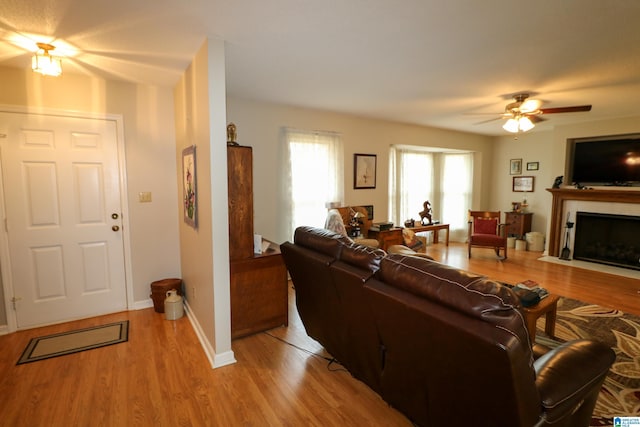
[32,42,62,76]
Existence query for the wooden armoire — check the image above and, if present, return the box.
[227,145,288,339]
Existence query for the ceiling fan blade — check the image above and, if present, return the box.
[473,117,502,125]
[528,115,547,124]
[540,105,592,114]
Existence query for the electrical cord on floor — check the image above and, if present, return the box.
[263,331,347,372]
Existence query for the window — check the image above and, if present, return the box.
[279,128,343,241]
[439,153,473,241]
[389,147,434,226]
[389,146,473,242]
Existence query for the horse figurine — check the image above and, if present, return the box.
[419,201,433,225]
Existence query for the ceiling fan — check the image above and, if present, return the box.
[477,93,592,133]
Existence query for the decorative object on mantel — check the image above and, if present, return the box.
[552,175,563,189]
[574,182,592,190]
[404,218,415,228]
[226,122,238,146]
[419,200,433,225]
[511,202,521,212]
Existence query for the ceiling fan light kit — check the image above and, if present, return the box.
[32,42,62,77]
[503,115,534,133]
[478,93,592,134]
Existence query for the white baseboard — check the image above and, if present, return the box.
[0,324,8,335]
[132,298,154,310]
[184,301,236,369]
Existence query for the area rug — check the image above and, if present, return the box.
[534,297,640,426]
[17,320,129,365]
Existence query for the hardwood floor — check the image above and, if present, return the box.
[0,242,638,426]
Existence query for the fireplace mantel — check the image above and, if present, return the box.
[546,188,640,256]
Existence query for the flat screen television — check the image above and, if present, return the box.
[568,134,640,185]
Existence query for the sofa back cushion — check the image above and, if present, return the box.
[294,226,349,259]
[338,242,386,278]
[282,227,351,359]
[378,254,524,330]
[364,279,540,426]
[328,244,387,392]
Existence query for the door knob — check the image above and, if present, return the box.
[112,213,119,219]
[112,225,120,232]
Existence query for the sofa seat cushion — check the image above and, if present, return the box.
[471,233,506,246]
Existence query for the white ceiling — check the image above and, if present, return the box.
[1,0,639,135]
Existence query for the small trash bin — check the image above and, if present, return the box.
[526,232,545,251]
[515,239,527,251]
[507,237,516,248]
[150,278,182,313]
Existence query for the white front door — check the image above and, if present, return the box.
[0,111,127,329]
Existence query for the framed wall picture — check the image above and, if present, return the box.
[354,153,377,189]
[182,145,197,228]
[526,161,539,171]
[510,158,522,175]
[513,176,535,192]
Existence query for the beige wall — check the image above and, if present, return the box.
[174,39,234,367]
[0,66,181,326]
[226,96,495,244]
[491,116,640,252]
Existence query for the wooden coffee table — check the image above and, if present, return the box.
[521,294,560,343]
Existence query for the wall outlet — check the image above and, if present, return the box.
[138,191,152,203]
[191,286,196,299]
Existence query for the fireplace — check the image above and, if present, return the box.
[574,212,640,271]
[547,188,640,258]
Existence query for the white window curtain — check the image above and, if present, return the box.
[389,146,473,242]
[439,153,473,241]
[388,146,434,226]
[278,127,343,242]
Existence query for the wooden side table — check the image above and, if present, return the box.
[367,227,404,251]
[521,294,560,343]
[406,223,450,245]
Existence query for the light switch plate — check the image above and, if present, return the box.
[138,191,152,203]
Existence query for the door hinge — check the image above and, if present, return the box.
[11,296,21,310]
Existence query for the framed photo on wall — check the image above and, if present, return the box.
[510,158,522,175]
[182,145,197,228]
[513,176,534,192]
[354,153,377,189]
[526,161,539,171]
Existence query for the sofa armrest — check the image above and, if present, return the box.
[534,339,615,424]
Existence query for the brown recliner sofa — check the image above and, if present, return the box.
[280,226,615,427]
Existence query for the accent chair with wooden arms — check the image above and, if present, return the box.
[468,210,507,259]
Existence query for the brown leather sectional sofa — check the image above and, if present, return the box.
[280,226,615,427]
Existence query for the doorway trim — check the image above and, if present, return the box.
[0,104,133,333]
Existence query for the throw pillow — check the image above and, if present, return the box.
[402,228,424,250]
